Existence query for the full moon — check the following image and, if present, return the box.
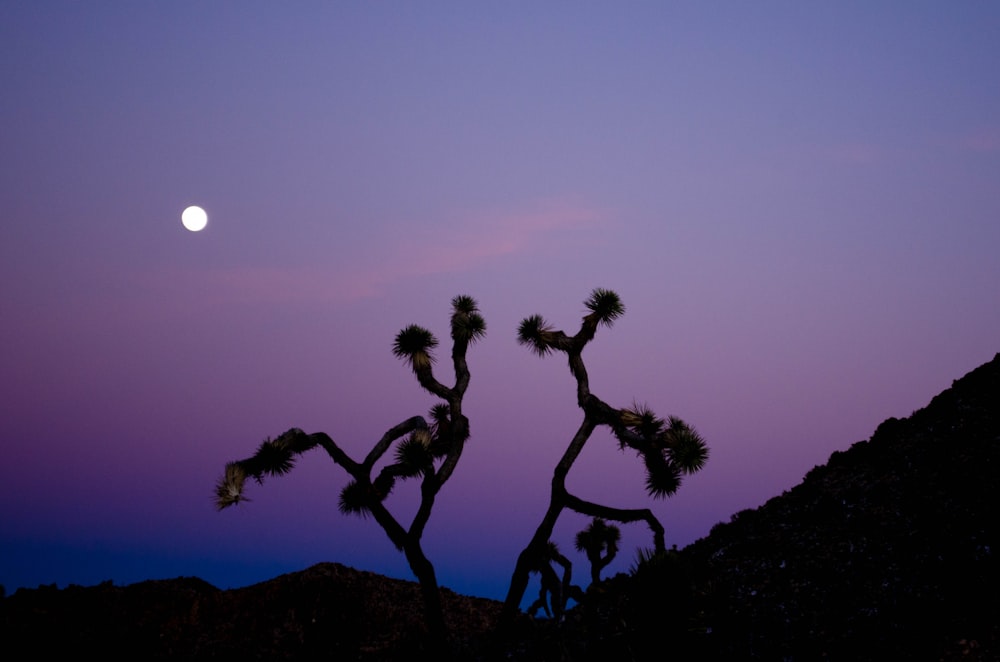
[181,205,208,232]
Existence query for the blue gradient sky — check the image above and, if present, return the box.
[2,2,998,602]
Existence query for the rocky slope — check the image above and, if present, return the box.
[1,562,502,660]
[596,351,999,661]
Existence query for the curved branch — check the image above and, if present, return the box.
[300,431,361,474]
[216,429,363,509]
[563,492,666,553]
[431,413,468,487]
[412,366,453,400]
[364,491,410,550]
[362,416,428,471]
[451,336,473,398]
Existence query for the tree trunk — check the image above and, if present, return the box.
[500,498,565,626]
[404,540,448,654]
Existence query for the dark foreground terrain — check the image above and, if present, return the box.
[4,353,998,660]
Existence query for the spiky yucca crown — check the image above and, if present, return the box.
[450,294,487,343]
[393,429,434,477]
[664,416,709,473]
[517,314,556,356]
[338,479,373,518]
[575,518,622,553]
[392,325,438,371]
[617,404,709,498]
[215,462,248,509]
[583,288,625,327]
[620,402,666,439]
[643,451,682,498]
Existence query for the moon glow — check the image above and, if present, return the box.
[181,206,208,232]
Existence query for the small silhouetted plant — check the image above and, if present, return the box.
[526,541,585,621]
[576,517,622,584]
[629,545,684,579]
[214,295,485,648]
[501,288,708,625]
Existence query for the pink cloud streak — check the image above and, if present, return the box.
[957,127,1000,153]
[154,199,606,306]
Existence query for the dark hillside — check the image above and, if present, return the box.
[0,562,501,660]
[625,352,999,660]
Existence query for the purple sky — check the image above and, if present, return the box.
[2,2,999,602]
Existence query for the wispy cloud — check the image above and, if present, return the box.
[824,142,883,165]
[956,127,1000,153]
[158,198,606,305]
[818,126,1000,165]
[384,198,604,280]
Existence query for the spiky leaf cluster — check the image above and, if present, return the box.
[428,403,450,436]
[244,437,296,480]
[618,407,708,496]
[451,294,478,314]
[394,429,434,477]
[584,288,625,327]
[392,325,438,371]
[642,450,683,498]
[427,404,453,457]
[664,416,709,474]
[629,546,666,575]
[574,518,621,555]
[214,462,249,509]
[620,403,666,442]
[338,480,373,518]
[517,314,556,356]
[450,295,487,343]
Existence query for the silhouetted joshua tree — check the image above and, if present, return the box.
[214,295,485,648]
[575,517,621,585]
[526,541,585,621]
[500,288,708,624]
